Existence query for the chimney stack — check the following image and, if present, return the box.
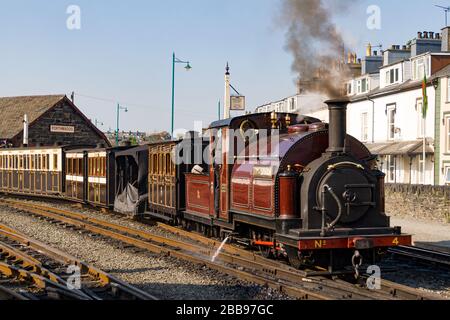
[442,27,450,52]
[325,98,349,154]
[23,114,29,147]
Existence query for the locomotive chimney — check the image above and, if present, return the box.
[325,97,350,154]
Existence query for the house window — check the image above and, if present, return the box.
[445,166,450,185]
[361,112,368,142]
[418,154,425,184]
[289,98,296,111]
[445,115,450,153]
[387,105,396,140]
[414,57,430,80]
[387,155,396,183]
[386,71,390,85]
[447,77,450,102]
[417,99,424,138]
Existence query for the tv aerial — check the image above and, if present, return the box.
[435,4,450,26]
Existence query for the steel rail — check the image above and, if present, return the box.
[1,199,438,300]
[0,261,91,300]
[0,199,340,300]
[389,245,450,268]
[0,240,92,300]
[0,285,31,300]
[0,222,157,300]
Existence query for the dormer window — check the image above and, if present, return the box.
[412,56,430,80]
[386,68,400,85]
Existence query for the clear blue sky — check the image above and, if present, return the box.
[0,0,447,133]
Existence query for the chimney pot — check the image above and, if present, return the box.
[429,32,435,38]
[402,45,407,50]
[366,43,372,57]
[373,50,377,56]
[423,31,429,38]
[418,32,423,39]
[436,33,440,39]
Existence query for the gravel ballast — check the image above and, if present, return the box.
[0,204,287,300]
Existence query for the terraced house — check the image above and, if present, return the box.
[346,28,450,186]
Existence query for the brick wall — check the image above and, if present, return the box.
[12,100,109,147]
[385,184,450,222]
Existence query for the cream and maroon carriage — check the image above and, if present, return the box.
[0,147,63,197]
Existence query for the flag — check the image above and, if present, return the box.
[422,70,428,119]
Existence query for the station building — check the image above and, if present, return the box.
[0,95,110,148]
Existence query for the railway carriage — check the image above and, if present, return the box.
[65,150,86,202]
[0,147,63,197]
[114,145,149,215]
[146,134,209,223]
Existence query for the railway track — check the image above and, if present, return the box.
[389,245,450,268]
[0,221,157,300]
[0,197,442,300]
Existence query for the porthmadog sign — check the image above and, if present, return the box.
[50,125,75,133]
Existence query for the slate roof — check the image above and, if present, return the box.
[0,95,65,139]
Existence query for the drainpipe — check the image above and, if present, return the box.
[367,96,375,143]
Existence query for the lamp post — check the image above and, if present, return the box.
[171,52,192,138]
[116,103,128,146]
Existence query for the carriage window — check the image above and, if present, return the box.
[101,158,105,176]
[67,158,73,175]
[53,154,58,171]
[42,155,47,170]
[78,158,82,175]
[152,154,157,174]
[74,158,78,175]
[165,154,171,175]
[95,158,99,176]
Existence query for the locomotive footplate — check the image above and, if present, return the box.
[277,233,412,251]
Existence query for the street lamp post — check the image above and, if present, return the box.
[116,103,128,146]
[171,52,192,138]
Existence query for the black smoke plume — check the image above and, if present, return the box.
[281,0,355,98]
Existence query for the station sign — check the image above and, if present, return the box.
[230,95,246,111]
[50,125,75,133]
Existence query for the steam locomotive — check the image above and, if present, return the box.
[0,98,411,272]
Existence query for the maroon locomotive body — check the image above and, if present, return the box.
[144,98,411,272]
